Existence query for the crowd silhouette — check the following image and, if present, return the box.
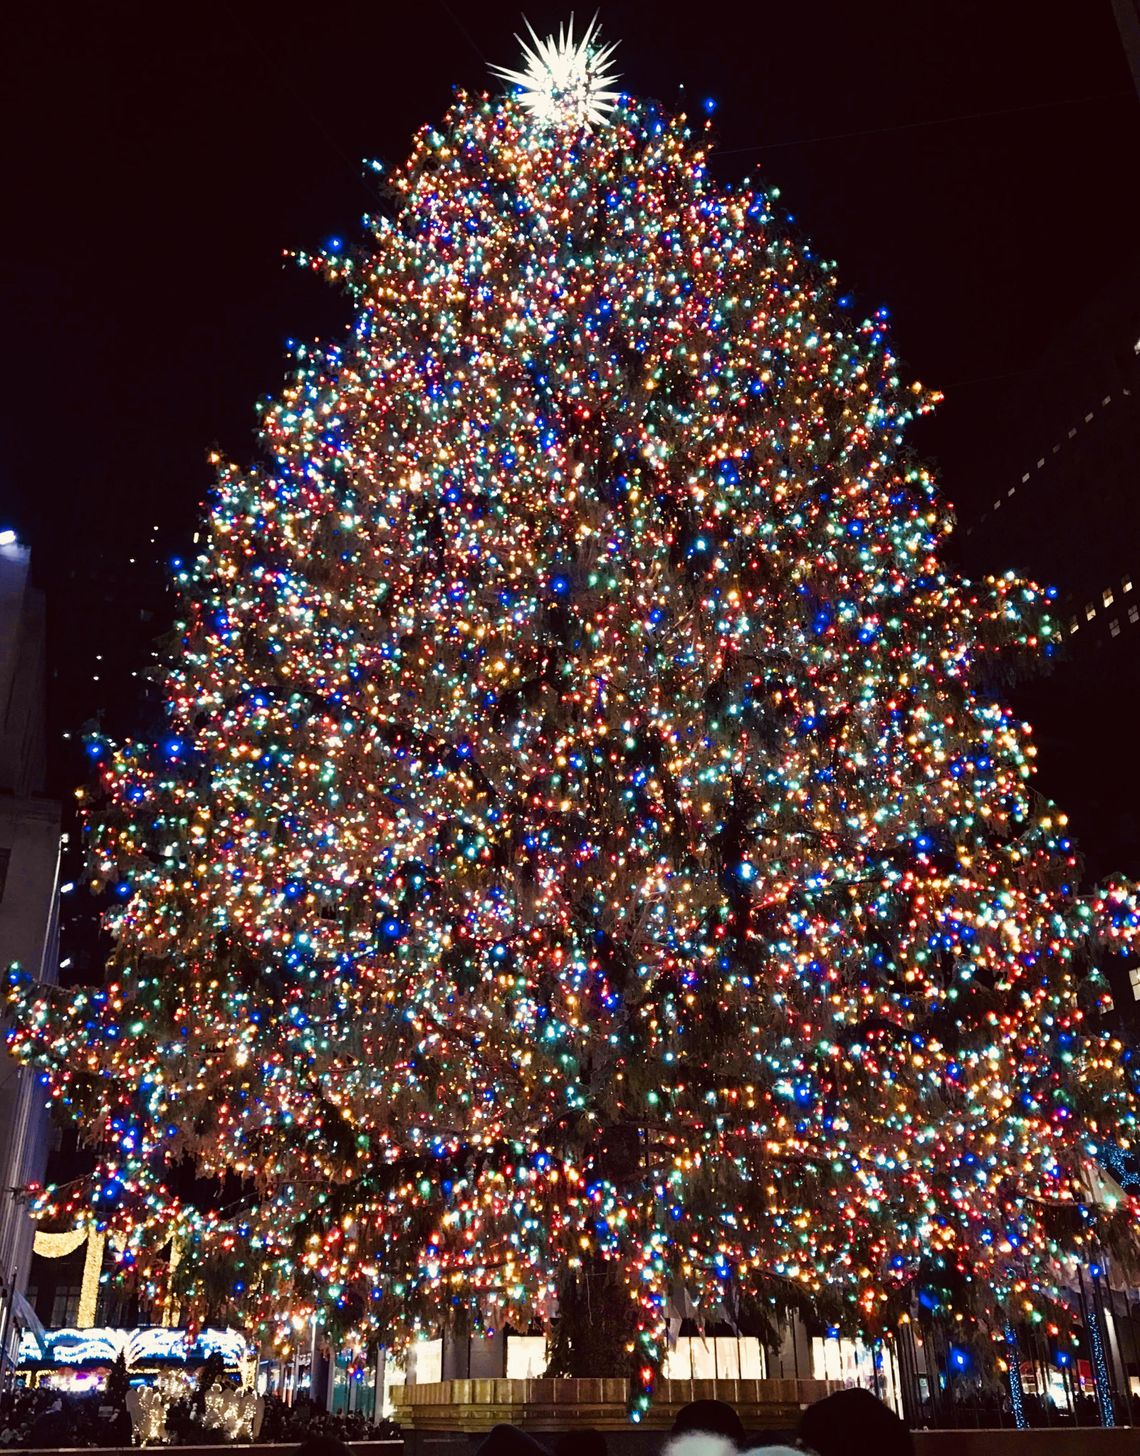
[0,1387,400,1448]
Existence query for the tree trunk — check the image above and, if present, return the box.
[545,1257,638,1378]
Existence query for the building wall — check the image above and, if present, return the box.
[953,274,1140,894]
[0,535,61,1352]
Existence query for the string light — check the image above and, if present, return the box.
[1084,1265,1116,1427]
[1004,1323,1026,1429]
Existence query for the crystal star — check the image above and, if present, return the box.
[491,14,621,130]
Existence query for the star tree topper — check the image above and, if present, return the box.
[491,14,621,129]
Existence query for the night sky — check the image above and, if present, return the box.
[2,0,1138,792]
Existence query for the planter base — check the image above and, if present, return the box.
[391,1376,843,1435]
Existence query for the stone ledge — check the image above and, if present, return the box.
[391,1377,845,1432]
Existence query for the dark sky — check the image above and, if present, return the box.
[2,0,1138,751]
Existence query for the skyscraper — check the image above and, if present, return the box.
[955,266,1140,1005]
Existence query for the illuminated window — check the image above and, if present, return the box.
[1130,966,1140,1002]
[1110,619,1121,637]
[1104,589,1115,608]
[1129,605,1139,625]
[1086,604,1096,621]
[1124,577,1133,594]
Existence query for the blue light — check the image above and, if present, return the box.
[550,574,571,596]
[703,97,717,114]
[1004,1325,1026,1429]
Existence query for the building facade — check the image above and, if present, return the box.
[0,534,61,1366]
[953,267,1140,1008]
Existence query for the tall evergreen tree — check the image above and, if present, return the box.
[10,22,1140,1408]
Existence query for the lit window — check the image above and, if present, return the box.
[1021,472,1030,483]
[1086,604,1096,621]
[1129,605,1139,625]
[1037,458,1045,469]
[1067,428,1077,439]
[1104,589,1115,608]
[1124,577,1133,593]
[1110,619,1121,637]
[1069,619,1079,634]
[1131,966,1140,1001]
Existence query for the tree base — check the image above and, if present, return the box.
[391,1374,843,1434]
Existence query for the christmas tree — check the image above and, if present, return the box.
[10,20,1140,1407]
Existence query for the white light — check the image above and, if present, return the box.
[0,530,16,546]
[491,14,621,130]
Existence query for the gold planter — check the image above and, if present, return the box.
[391,1376,846,1433]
